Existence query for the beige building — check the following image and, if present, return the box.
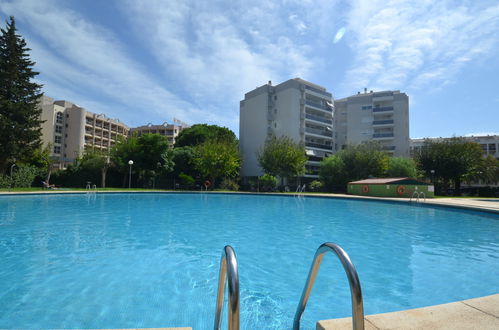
[334,89,410,156]
[40,96,129,169]
[130,119,189,147]
[240,78,334,179]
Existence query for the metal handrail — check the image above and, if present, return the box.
[214,245,240,330]
[410,191,419,203]
[293,242,364,330]
[410,191,426,203]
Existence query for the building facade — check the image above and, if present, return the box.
[130,119,189,148]
[334,89,410,157]
[40,96,129,169]
[240,78,334,179]
[410,135,499,159]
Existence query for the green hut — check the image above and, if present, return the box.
[347,177,434,198]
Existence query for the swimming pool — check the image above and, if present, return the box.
[0,193,498,329]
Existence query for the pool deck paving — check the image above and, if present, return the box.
[2,190,498,329]
[317,294,499,330]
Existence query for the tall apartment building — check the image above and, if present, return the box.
[40,96,129,169]
[240,78,334,179]
[130,119,189,148]
[334,89,410,157]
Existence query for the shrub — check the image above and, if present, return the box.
[259,174,278,192]
[220,178,240,191]
[310,180,323,192]
[11,165,39,188]
[178,172,195,186]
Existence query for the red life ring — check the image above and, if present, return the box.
[362,185,369,193]
[397,185,406,195]
[204,180,211,188]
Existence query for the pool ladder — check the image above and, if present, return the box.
[295,184,306,196]
[213,243,364,330]
[409,191,426,204]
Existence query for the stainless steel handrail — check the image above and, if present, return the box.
[214,245,240,330]
[293,242,364,330]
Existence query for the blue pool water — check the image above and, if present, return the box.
[0,193,498,329]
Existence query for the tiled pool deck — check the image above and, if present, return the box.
[1,190,498,329]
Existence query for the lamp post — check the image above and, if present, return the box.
[128,160,134,188]
[430,169,435,183]
[10,163,16,177]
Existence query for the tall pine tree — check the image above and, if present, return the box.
[0,16,43,173]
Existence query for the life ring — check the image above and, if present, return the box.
[204,180,211,188]
[362,185,369,194]
[397,185,406,196]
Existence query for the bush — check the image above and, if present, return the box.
[0,174,11,188]
[10,165,39,188]
[310,180,323,192]
[259,174,278,192]
[178,172,195,186]
[220,178,240,191]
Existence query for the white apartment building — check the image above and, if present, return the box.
[240,78,334,179]
[334,89,410,157]
[411,135,499,159]
[130,119,189,148]
[40,96,129,169]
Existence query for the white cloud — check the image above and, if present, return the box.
[341,0,499,93]
[0,0,223,127]
[120,1,316,117]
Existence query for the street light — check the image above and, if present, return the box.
[10,163,16,177]
[430,169,435,183]
[128,160,134,188]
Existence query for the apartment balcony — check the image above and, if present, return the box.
[373,92,394,102]
[305,142,333,151]
[305,100,331,113]
[372,106,394,113]
[373,133,394,140]
[305,127,333,138]
[304,113,333,125]
[305,85,332,98]
[372,119,394,126]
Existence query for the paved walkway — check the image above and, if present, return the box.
[318,294,499,330]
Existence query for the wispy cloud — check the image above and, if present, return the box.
[341,0,499,93]
[121,0,315,108]
[0,0,218,126]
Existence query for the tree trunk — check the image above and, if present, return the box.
[101,167,107,188]
[45,167,52,184]
[454,177,461,196]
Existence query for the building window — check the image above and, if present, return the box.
[55,125,63,133]
[54,135,62,144]
[53,146,61,154]
[361,105,372,110]
[56,112,63,124]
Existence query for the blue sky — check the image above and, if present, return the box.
[1,0,498,138]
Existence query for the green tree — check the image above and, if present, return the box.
[473,155,499,186]
[387,157,418,178]
[257,136,307,184]
[111,133,173,187]
[319,141,389,191]
[193,140,240,186]
[110,135,139,187]
[0,17,44,173]
[171,146,197,178]
[175,124,237,147]
[79,150,111,188]
[416,138,482,195]
[319,154,347,191]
